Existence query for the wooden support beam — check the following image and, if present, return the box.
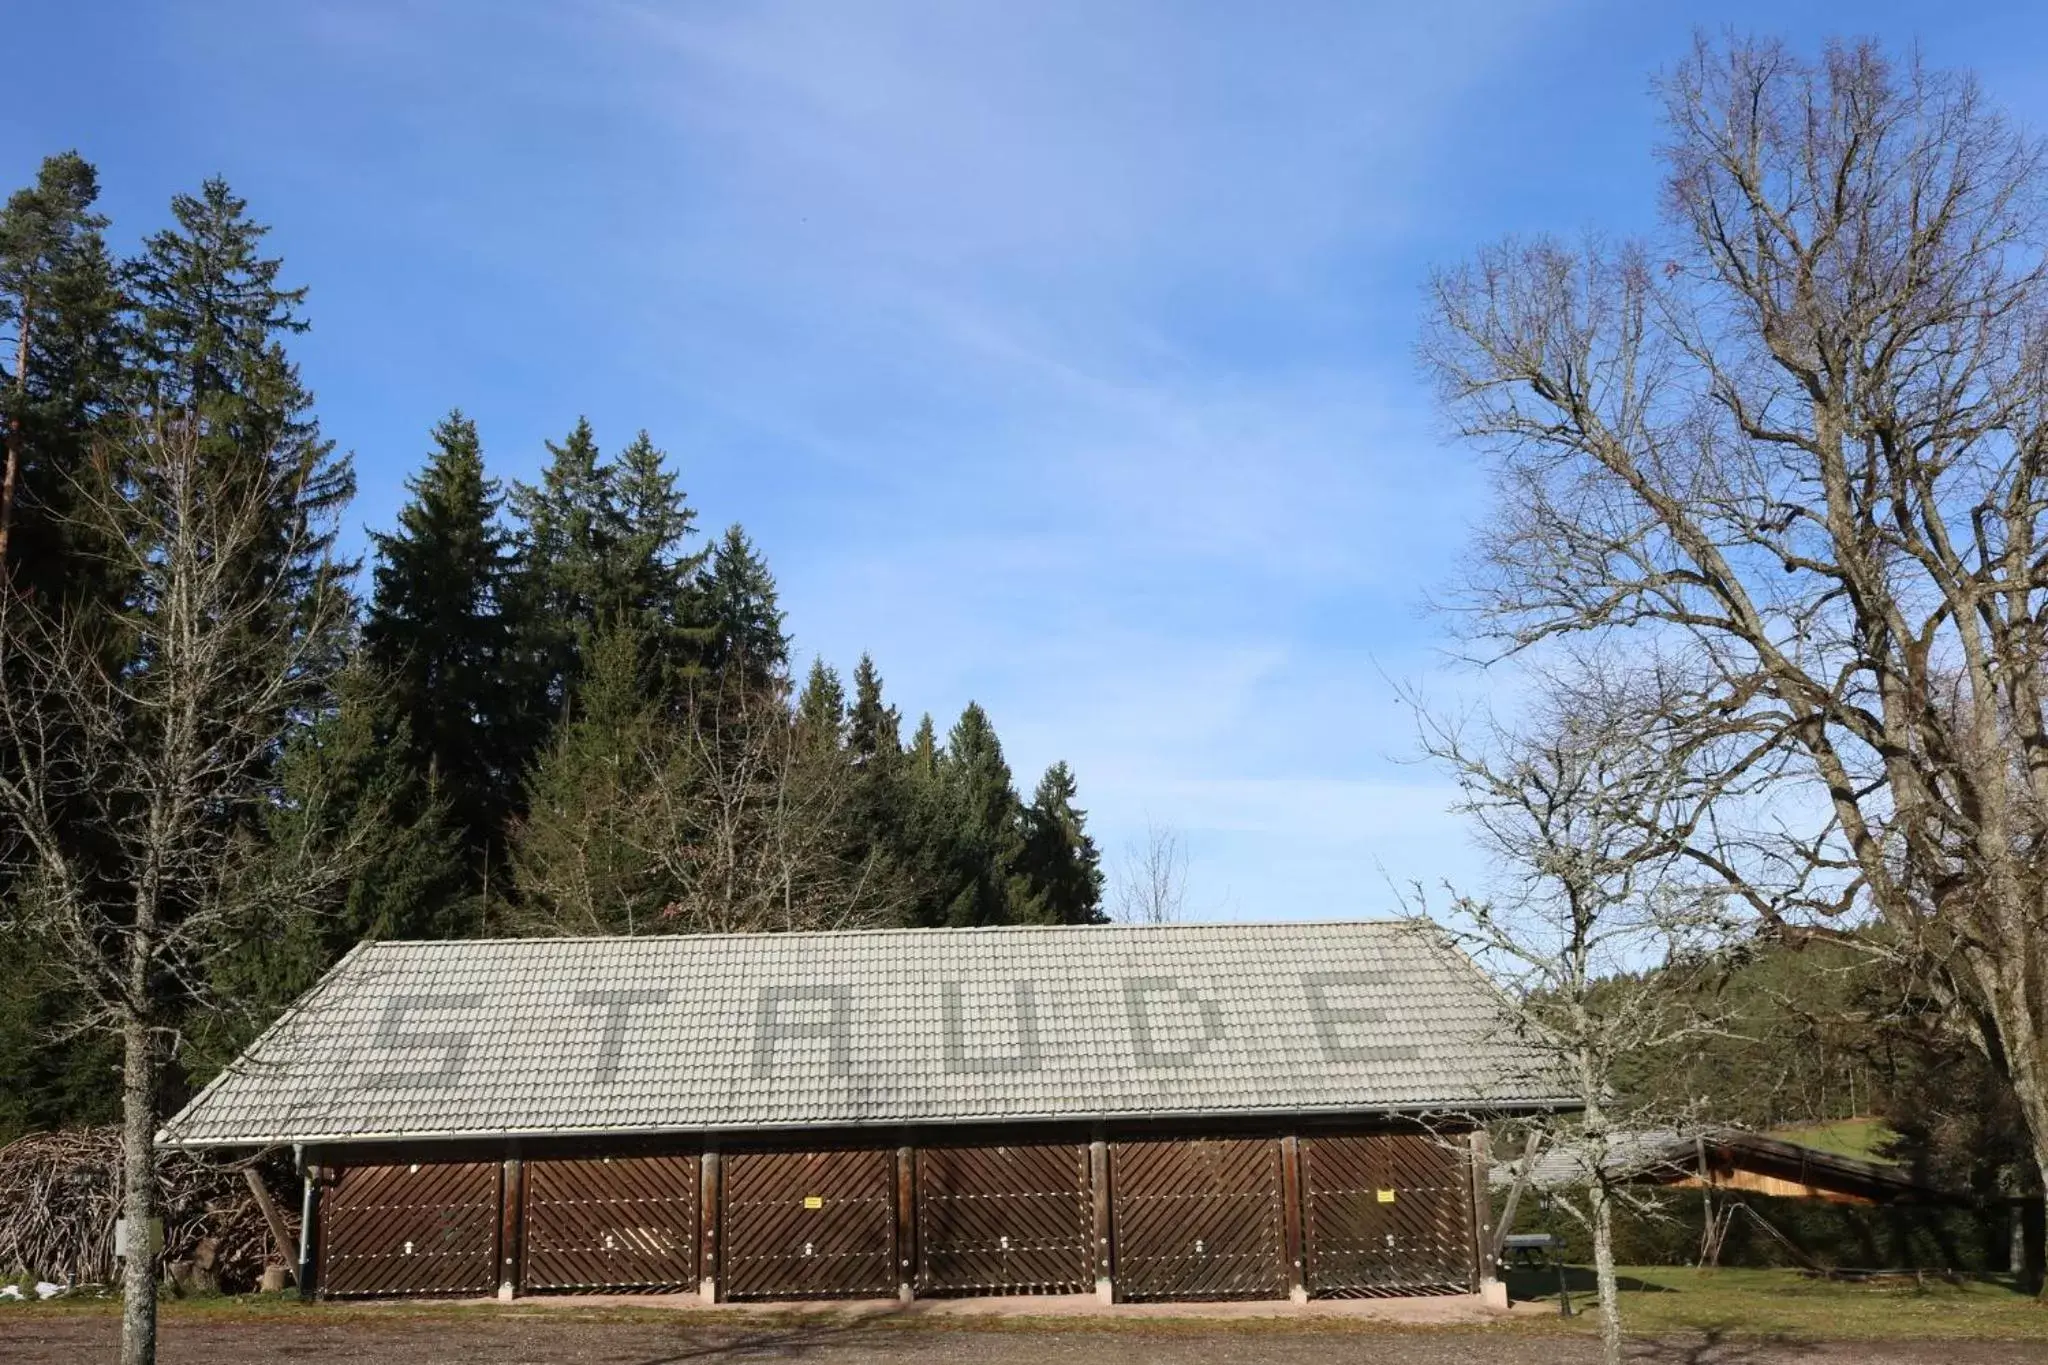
[895,1144,916,1302]
[700,1147,721,1303]
[1489,1129,1539,1265]
[1469,1130,1498,1294]
[498,1155,524,1300]
[1090,1136,1112,1303]
[1280,1134,1306,1302]
[241,1168,297,1286]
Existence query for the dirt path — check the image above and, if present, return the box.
[7,1317,2048,1365]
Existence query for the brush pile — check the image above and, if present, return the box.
[0,1129,296,1291]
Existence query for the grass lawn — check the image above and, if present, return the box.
[5,1267,2043,1342]
[1505,1265,2047,1340]
[1772,1116,1901,1163]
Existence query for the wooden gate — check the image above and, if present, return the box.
[1110,1138,1286,1301]
[319,1162,500,1298]
[1301,1134,1475,1297]
[916,1142,1091,1295]
[722,1149,896,1299]
[522,1155,699,1293]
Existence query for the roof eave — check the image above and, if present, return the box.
[160,1094,1586,1151]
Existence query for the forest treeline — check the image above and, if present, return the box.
[0,152,1105,1141]
[1604,930,2023,1202]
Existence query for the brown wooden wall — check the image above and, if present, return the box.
[1301,1134,1475,1296]
[917,1142,1092,1295]
[318,1161,500,1298]
[722,1149,897,1299]
[522,1155,700,1292]
[312,1124,1482,1302]
[1111,1137,1290,1301]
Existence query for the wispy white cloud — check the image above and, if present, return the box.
[550,0,1574,915]
[63,0,1575,919]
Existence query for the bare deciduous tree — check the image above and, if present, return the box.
[511,670,901,937]
[0,413,357,1365]
[1113,818,1188,925]
[1423,36,2048,1219]
[1412,670,1742,1365]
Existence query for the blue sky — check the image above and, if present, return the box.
[12,2,2048,920]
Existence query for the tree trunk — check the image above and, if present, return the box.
[1589,1180,1623,1365]
[120,1011,159,1365]
[0,427,19,575]
[1981,967,2048,1297]
[0,305,26,574]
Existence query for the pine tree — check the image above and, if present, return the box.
[125,176,354,611]
[609,429,713,680]
[0,152,124,595]
[795,658,847,754]
[0,154,126,1138]
[848,653,901,765]
[364,411,518,879]
[1011,761,1106,924]
[703,524,788,688]
[508,416,614,722]
[909,713,939,779]
[510,623,670,935]
[937,702,1025,927]
[200,665,470,1071]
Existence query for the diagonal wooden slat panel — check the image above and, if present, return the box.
[523,1155,699,1293]
[723,1149,896,1299]
[1110,1138,1286,1302]
[917,1143,1090,1295]
[321,1162,499,1298]
[1302,1134,1474,1298]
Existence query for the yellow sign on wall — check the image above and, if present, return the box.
[803,1195,824,1210]
[1376,1189,1397,1203]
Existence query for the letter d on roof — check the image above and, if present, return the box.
[1124,977,1224,1067]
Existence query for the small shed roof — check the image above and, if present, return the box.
[1493,1127,1957,1206]
[160,920,1575,1148]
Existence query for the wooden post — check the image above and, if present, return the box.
[895,1145,916,1302]
[1469,1129,1505,1309]
[1489,1130,1541,1264]
[1090,1136,1113,1303]
[700,1147,721,1303]
[1280,1134,1306,1302]
[498,1154,524,1300]
[242,1168,297,1286]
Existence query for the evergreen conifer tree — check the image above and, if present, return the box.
[364,411,517,880]
[848,653,901,764]
[508,416,614,723]
[125,176,355,616]
[909,712,939,779]
[703,524,787,688]
[609,429,713,679]
[937,702,1025,926]
[795,658,848,754]
[0,152,124,594]
[0,154,127,1136]
[201,665,470,1069]
[510,623,670,935]
[1010,761,1106,924]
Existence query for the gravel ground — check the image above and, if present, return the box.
[8,1318,2048,1365]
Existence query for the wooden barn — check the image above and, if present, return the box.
[159,921,1570,1304]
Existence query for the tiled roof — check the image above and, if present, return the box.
[160,921,1574,1148]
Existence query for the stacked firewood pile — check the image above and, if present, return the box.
[0,1130,296,1292]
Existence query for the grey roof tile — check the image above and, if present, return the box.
[160,920,1572,1147]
